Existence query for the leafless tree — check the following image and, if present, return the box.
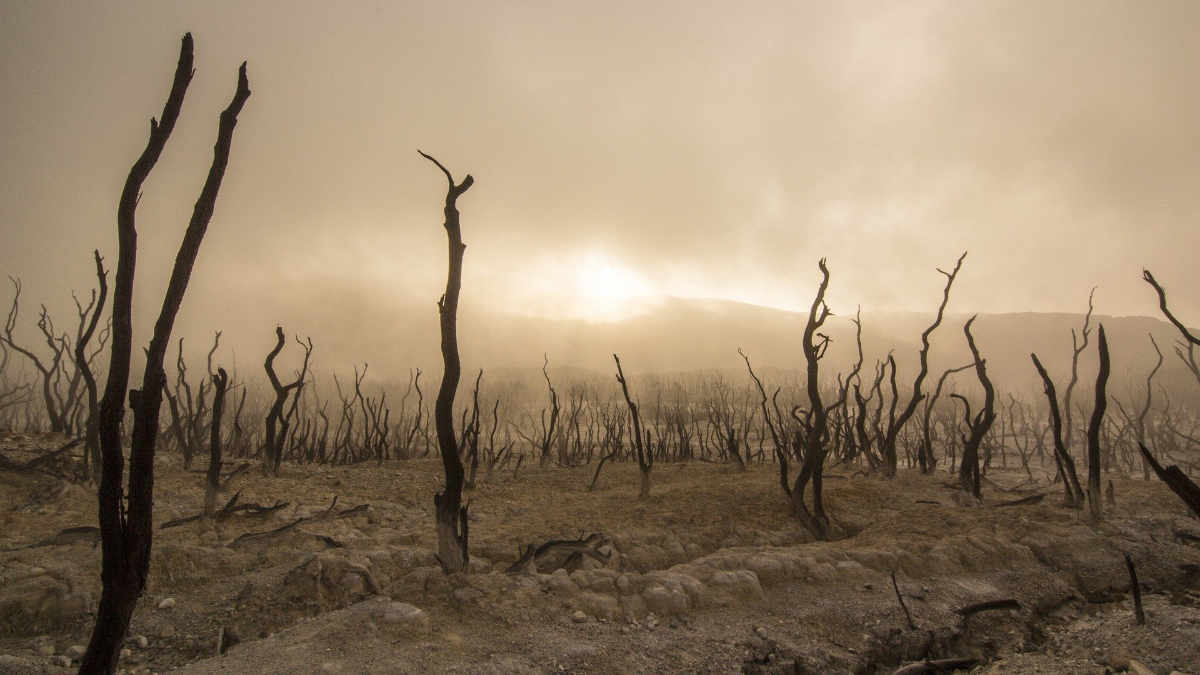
[204,367,229,516]
[262,327,312,475]
[81,33,250,673]
[953,316,995,501]
[1086,325,1110,519]
[1063,288,1096,452]
[788,258,835,539]
[881,252,966,477]
[1031,353,1085,507]
[920,363,972,474]
[421,149,473,574]
[1143,270,1200,387]
[613,353,653,498]
[3,278,71,432]
[74,251,108,481]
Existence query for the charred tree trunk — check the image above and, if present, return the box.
[614,354,652,498]
[1030,353,1085,507]
[81,34,249,674]
[421,150,473,574]
[956,316,995,501]
[204,368,229,516]
[74,252,108,482]
[262,327,311,475]
[790,258,834,539]
[882,252,966,477]
[1087,325,1110,520]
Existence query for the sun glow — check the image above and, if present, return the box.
[507,250,659,321]
[569,252,657,321]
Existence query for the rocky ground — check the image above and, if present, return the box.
[1,432,1199,674]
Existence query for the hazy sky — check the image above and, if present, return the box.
[1,0,1197,343]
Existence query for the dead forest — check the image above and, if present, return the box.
[2,33,1200,675]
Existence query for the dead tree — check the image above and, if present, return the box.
[74,252,108,482]
[920,363,972,474]
[1063,289,1096,451]
[613,353,652,498]
[1030,353,1086,507]
[1138,442,1200,518]
[462,369,483,488]
[1143,270,1200,386]
[881,252,966,477]
[205,368,229,516]
[3,279,70,432]
[954,316,995,501]
[421,150,473,574]
[788,258,835,539]
[81,33,250,674]
[1086,324,1110,519]
[534,354,560,467]
[263,327,312,475]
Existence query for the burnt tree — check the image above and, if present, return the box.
[421,150,473,574]
[74,252,108,482]
[613,353,653,498]
[3,278,69,432]
[1030,353,1085,507]
[789,258,835,539]
[263,327,312,476]
[1143,269,1200,386]
[1086,324,1110,519]
[955,316,995,501]
[204,367,230,515]
[881,251,966,477]
[81,33,250,674]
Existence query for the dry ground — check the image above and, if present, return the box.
[1,432,1199,674]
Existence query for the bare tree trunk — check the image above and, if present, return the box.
[1031,353,1084,507]
[204,368,229,516]
[1087,325,1110,520]
[421,150,473,574]
[82,34,249,674]
[882,252,966,477]
[956,316,995,501]
[614,354,652,499]
[790,259,834,539]
[74,252,108,482]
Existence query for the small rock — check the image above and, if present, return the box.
[571,610,588,623]
[120,648,132,659]
[64,644,86,661]
[157,597,177,610]
[376,601,430,637]
[32,636,54,657]
[133,634,149,649]
[754,626,769,639]
[1128,660,1156,675]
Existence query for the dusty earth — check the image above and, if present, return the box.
[1,432,1199,674]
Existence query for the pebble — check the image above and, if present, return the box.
[64,645,86,661]
[158,597,177,609]
[571,610,588,623]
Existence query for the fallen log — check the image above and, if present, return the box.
[892,657,979,674]
[506,533,610,574]
[956,598,1021,617]
[993,493,1045,507]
